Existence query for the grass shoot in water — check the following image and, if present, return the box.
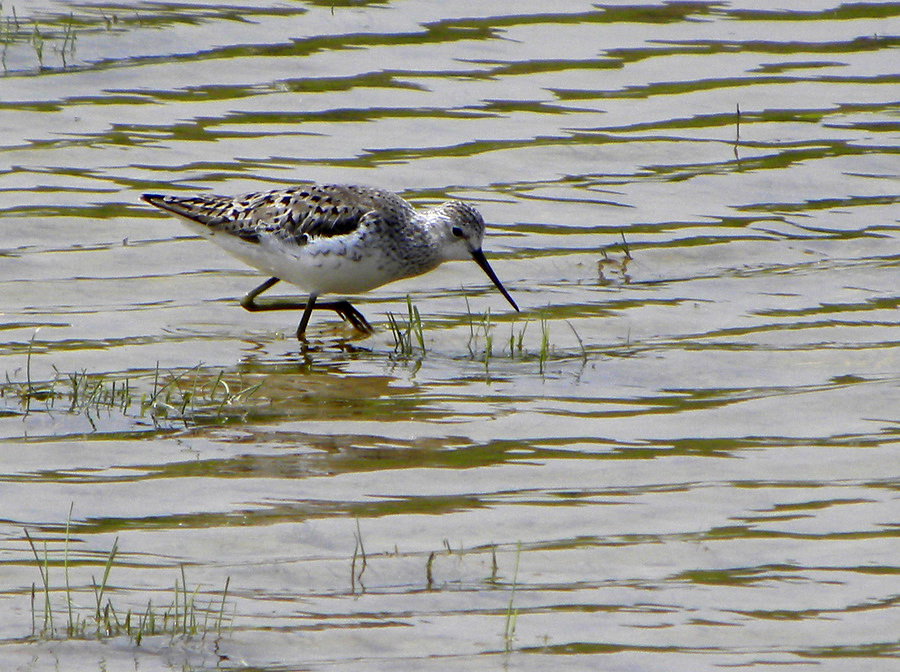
[387,295,425,358]
[25,519,233,643]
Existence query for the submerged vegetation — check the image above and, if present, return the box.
[25,512,232,644]
[463,299,576,376]
[24,514,525,651]
[387,295,426,358]
[0,3,79,72]
[371,295,591,373]
[1,345,265,431]
[1,306,592,432]
[504,542,522,654]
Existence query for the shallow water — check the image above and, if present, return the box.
[1,1,898,670]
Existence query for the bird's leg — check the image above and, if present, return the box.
[239,278,373,338]
[295,294,317,340]
[317,300,374,334]
[240,277,309,311]
[296,297,375,339]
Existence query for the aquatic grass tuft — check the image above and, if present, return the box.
[483,308,493,370]
[504,542,522,654]
[24,529,53,636]
[0,4,79,72]
[139,363,264,426]
[619,231,632,259]
[2,333,55,412]
[566,320,587,363]
[538,318,551,374]
[508,321,527,359]
[462,302,589,375]
[465,298,497,366]
[387,295,425,358]
[24,521,233,643]
[29,20,42,67]
[350,518,368,593]
[1,347,265,429]
[90,537,118,631]
[58,12,76,67]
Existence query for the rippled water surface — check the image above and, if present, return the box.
[1,1,898,670]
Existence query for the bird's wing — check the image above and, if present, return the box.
[141,185,412,246]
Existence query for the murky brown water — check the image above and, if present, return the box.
[1,1,898,670]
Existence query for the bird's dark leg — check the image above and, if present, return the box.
[240,277,306,311]
[239,277,373,338]
[318,300,374,334]
[295,294,317,340]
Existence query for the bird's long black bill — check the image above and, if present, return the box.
[471,248,519,312]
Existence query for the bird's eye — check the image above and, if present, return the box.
[451,226,464,238]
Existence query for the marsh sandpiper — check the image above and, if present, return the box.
[141,184,518,339]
